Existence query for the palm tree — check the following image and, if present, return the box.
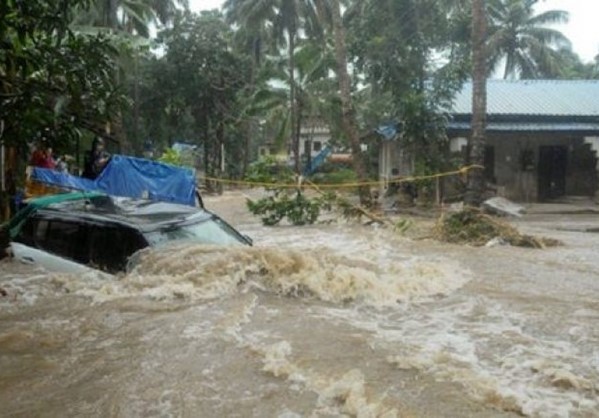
[72,1,187,153]
[223,0,323,173]
[324,0,371,205]
[74,0,188,37]
[487,0,571,79]
[239,39,335,162]
[465,0,487,206]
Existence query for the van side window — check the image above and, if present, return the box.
[16,217,90,265]
[43,220,89,264]
[14,217,36,246]
[89,226,146,273]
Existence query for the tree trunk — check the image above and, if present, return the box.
[296,96,303,173]
[465,0,487,207]
[106,0,119,30]
[133,52,140,154]
[216,119,225,176]
[288,29,300,174]
[242,41,261,178]
[329,0,370,206]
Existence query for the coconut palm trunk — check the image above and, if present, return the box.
[465,0,488,206]
[105,0,119,29]
[329,0,370,206]
[288,28,299,174]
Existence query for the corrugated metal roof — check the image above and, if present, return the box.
[448,121,599,132]
[452,80,599,116]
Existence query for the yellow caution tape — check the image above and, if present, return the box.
[201,165,484,190]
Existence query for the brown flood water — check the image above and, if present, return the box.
[1,191,598,417]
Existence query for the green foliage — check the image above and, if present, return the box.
[347,0,470,174]
[245,156,294,185]
[551,48,599,80]
[333,196,365,220]
[0,0,127,154]
[223,0,333,172]
[487,0,571,79]
[246,190,325,226]
[394,218,414,234]
[312,168,357,185]
[147,11,251,175]
[73,0,187,37]
[158,148,183,166]
[412,159,436,190]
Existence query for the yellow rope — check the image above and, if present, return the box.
[201,164,484,190]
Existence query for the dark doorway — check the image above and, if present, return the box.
[538,146,567,200]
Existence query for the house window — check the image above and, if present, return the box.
[313,141,322,152]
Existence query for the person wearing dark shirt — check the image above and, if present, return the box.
[83,137,111,179]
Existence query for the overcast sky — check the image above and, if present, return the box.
[189,0,598,63]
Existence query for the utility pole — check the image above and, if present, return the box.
[465,0,488,206]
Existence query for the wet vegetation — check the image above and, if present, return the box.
[435,208,562,248]
[247,191,325,226]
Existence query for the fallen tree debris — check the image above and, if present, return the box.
[435,208,561,249]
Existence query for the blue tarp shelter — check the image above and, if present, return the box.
[374,123,401,140]
[32,155,197,206]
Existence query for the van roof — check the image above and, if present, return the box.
[9,193,209,237]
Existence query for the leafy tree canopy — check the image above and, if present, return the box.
[1,0,128,152]
[347,0,471,171]
[150,11,251,175]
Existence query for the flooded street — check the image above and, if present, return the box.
[1,192,598,417]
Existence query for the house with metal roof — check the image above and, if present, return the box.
[377,80,599,202]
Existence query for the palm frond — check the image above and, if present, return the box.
[527,9,568,26]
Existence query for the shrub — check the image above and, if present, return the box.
[247,190,329,226]
[312,168,358,185]
[245,156,294,186]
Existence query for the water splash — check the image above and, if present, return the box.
[50,244,470,307]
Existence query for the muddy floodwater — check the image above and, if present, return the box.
[1,192,598,417]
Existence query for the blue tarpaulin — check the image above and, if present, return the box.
[31,169,97,192]
[32,155,197,206]
[303,145,332,176]
[375,123,400,140]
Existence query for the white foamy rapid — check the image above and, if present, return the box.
[47,242,470,307]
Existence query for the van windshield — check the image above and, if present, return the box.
[144,216,249,247]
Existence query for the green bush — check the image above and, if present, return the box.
[158,148,183,166]
[245,156,294,186]
[247,190,329,226]
[311,168,358,185]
